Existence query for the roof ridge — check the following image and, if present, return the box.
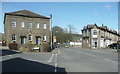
[5,10,50,19]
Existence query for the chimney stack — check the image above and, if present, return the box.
[102,24,104,26]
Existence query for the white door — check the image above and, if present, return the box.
[92,38,97,48]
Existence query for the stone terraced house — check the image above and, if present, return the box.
[81,24,120,49]
[4,10,51,46]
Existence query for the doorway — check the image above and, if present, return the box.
[36,37,40,45]
[21,37,25,44]
[92,38,97,48]
[95,42,97,47]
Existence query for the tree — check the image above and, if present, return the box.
[52,25,76,43]
[67,24,76,42]
[68,24,75,34]
[52,26,64,43]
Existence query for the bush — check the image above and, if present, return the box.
[20,43,34,52]
[2,40,7,46]
[33,44,40,47]
[8,43,18,50]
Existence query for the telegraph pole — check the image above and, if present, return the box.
[50,14,52,50]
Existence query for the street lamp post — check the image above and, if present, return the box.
[50,14,52,50]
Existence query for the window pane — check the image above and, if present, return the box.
[12,34,16,41]
[93,30,97,35]
[43,23,46,29]
[11,21,16,27]
[43,35,46,41]
[37,23,39,28]
[28,35,32,41]
[28,22,32,28]
[21,21,24,28]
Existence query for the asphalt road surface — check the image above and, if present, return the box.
[0,46,118,72]
[57,47,118,72]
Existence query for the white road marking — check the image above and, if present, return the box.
[58,49,60,54]
[105,58,111,61]
[111,61,118,63]
[48,54,55,63]
[105,58,118,63]
[54,68,57,72]
[85,53,97,57]
[24,58,42,62]
[55,54,58,67]
[7,55,13,57]
[54,53,58,72]
[55,63,57,67]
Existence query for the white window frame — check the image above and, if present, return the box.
[87,40,89,43]
[92,38,97,48]
[28,35,32,41]
[36,23,40,29]
[28,22,32,28]
[43,35,46,41]
[93,30,97,35]
[11,21,16,27]
[21,21,25,28]
[12,34,16,41]
[43,23,47,29]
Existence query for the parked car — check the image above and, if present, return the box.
[63,43,70,48]
[117,45,120,52]
[108,43,120,49]
[108,44,113,48]
[65,45,69,48]
[117,41,120,52]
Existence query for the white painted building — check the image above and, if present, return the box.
[81,24,120,49]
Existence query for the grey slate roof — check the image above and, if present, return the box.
[5,10,50,19]
[87,25,94,29]
[82,24,119,36]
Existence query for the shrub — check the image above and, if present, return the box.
[8,43,18,50]
[2,40,7,46]
[33,44,40,47]
[20,43,34,52]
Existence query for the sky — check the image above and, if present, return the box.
[0,2,118,34]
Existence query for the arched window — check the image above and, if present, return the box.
[12,34,16,41]
[28,34,32,41]
[43,35,46,41]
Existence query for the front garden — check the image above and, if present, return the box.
[8,42,52,52]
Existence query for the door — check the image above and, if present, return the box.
[36,37,39,45]
[92,38,97,48]
[21,37,24,44]
[95,42,97,47]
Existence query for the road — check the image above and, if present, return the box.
[57,47,118,72]
[0,46,118,72]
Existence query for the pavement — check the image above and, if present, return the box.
[0,46,119,72]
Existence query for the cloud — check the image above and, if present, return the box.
[104,5,112,10]
[105,5,112,8]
